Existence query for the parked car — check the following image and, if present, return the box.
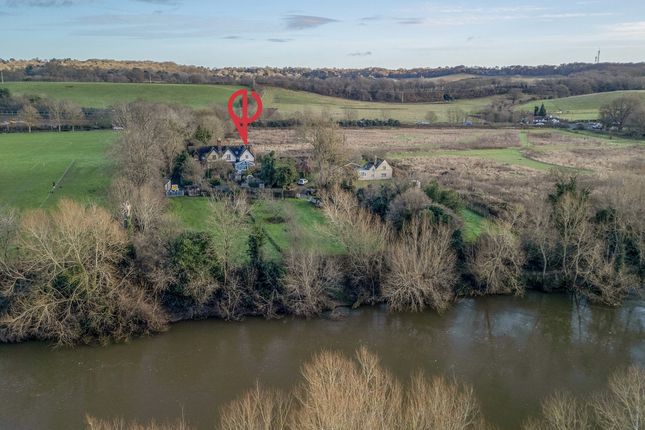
[297,178,309,185]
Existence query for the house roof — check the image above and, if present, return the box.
[361,159,387,170]
[195,145,253,160]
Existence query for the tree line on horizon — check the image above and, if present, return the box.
[1,59,644,103]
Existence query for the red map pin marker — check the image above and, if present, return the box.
[227,89,263,145]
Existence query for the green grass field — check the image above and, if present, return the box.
[0,130,117,209]
[2,81,496,124]
[388,147,559,171]
[517,90,645,121]
[261,87,495,123]
[170,196,342,259]
[2,82,240,109]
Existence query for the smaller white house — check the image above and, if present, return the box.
[357,159,393,181]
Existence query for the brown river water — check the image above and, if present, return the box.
[1,291,644,430]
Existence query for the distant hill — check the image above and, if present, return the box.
[0,81,497,124]
[1,59,644,103]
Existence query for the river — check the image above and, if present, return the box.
[1,291,644,429]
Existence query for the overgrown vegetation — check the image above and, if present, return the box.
[524,366,645,430]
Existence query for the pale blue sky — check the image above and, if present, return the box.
[1,0,645,67]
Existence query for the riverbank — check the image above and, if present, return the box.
[1,291,643,429]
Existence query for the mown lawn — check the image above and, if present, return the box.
[170,197,342,260]
[3,81,496,124]
[516,90,645,121]
[0,130,117,209]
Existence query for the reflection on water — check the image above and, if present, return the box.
[0,292,643,430]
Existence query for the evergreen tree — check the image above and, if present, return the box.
[194,125,212,145]
[538,103,547,117]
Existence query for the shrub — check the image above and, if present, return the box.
[386,187,431,230]
[166,231,219,307]
[219,384,291,430]
[282,250,340,316]
[382,218,457,312]
[424,181,464,212]
[85,416,192,430]
[0,200,166,345]
[594,366,645,429]
[469,223,526,296]
[524,366,645,430]
[221,347,486,430]
[323,188,389,305]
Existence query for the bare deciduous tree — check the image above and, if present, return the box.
[299,117,347,188]
[599,96,642,131]
[219,384,292,430]
[282,249,340,316]
[523,392,590,430]
[323,188,389,305]
[62,100,84,131]
[594,366,645,430]
[46,99,64,132]
[525,366,644,430]
[0,200,165,345]
[383,218,457,312]
[470,222,526,296]
[0,205,18,261]
[17,103,40,133]
[113,102,195,186]
[111,177,167,234]
[85,416,193,430]
[221,347,486,430]
[209,192,249,285]
[521,197,557,287]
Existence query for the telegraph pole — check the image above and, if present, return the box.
[1,71,4,84]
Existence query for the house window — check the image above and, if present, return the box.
[361,171,366,176]
[226,154,232,160]
[381,173,387,177]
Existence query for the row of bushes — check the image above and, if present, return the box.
[1,172,642,345]
[354,173,644,308]
[86,348,645,429]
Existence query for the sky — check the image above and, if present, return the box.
[1,0,645,68]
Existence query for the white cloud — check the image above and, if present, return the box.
[602,21,645,40]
